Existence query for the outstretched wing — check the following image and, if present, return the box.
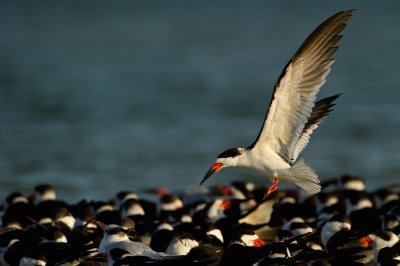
[249,10,355,163]
[292,94,341,161]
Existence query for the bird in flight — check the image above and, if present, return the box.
[200,10,356,200]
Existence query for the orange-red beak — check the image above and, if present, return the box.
[254,238,266,247]
[359,236,372,248]
[200,162,223,185]
[219,199,231,210]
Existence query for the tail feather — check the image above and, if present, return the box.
[291,158,321,194]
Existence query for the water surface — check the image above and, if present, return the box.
[1,1,400,202]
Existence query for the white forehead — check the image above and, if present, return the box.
[157,222,173,231]
[343,180,365,191]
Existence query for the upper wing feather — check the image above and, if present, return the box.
[248,10,355,162]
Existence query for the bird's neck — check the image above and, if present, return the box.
[234,148,254,168]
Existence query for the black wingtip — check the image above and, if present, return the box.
[316,93,342,105]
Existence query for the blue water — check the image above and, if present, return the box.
[1,1,400,202]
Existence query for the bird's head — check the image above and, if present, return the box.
[200,148,245,185]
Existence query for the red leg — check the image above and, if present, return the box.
[263,177,279,200]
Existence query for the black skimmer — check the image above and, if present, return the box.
[338,175,367,192]
[93,201,121,225]
[109,244,222,266]
[218,227,269,265]
[254,241,292,265]
[150,222,174,253]
[32,185,69,220]
[201,221,225,246]
[2,192,35,229]
[19,249,47,266]
[158,193,186,223]
[274,229,313,255]
[97,223,171,260]
[165,223,200,256]
[0,227,35,266]
[39,224,95,265]
[32,184,57,204]
[221,229,311,265]
[361,230,400,263]
[200,10,355,199]
[372,188,400,213]
[96,223,205,265]
[314,192,343,226]
[115,190,158,219]
[319,214,362,252]
[51,207,77,231]
[281,217,314,237]
[120,198,155,244]
[194,198,230,224]
[345,192,382,235]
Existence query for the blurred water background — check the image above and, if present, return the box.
[1,1,400,202]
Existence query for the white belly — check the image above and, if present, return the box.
[240,146,292,178]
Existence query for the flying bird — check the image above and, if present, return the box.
[200,10,356,199]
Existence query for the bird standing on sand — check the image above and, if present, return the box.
[200,10,355,199]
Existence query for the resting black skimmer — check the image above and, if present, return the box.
[200,10,355,199]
